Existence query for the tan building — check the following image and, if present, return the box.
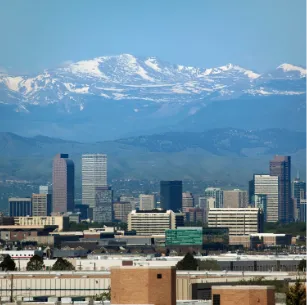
[223,189,248,208]
[14,216,69,231]
[182,192,194,212]
[211,285,275,305]
[113,201,132,223]
[128,209,181,235]
[208,208,264,236]
[139,194,156,210]
[32,193,52,216]
[111,266,176,305]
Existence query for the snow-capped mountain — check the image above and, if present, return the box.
[0,54,305,111]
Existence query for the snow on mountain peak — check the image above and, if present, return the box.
[277,63,306,77]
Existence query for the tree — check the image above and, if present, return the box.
[52,258,75,271]
[298,259,306,272]
[176,252,198,270]
[0,255,16,271]
[198,259,221,271]
[286,279,306,305]
[26,255,44,271]
[94,287,111,301]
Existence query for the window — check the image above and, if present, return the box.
[213,294,220,305]
[157,274,162,279]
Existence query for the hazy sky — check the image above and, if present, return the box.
[0,0,306,74]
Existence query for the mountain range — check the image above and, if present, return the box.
[0,54,306,141]
[0,129,305,185]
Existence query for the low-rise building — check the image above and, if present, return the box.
[208,208,264,236]
[211,285,275,305]
[14,216,69,231]
[128,209,182,236]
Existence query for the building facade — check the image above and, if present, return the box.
[111,266,176,305]
[39,185,52,195]
[270,155,292,223]
[32,193,52,216]
[254,174,279,222]
[93,186,113,223]
[160,181,182,211]
[9,198,32,217]
[223,189,248,208]
[165,227,203,247]
[204,187,223,208]
[300,199,306,222]
[14,216,69,231]
[139,194,156,210]
[128,209,180,235]
[82,154,107,208]
[113,201,132,223]
[182,192,194,213]
[292,177,306,221]
[208,208,264,236]
[52,154,75,213]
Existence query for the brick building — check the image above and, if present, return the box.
[111,266,176,305]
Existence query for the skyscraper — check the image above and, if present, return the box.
[160,181,182,211]
[93,186,113,223]
[292,176,306,221]
[82,154,107,208]
[270,156,292,223]
[254,174,279,222]
[52,154,75,213]
[204,187,223,208]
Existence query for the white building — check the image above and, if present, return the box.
[254,174,279,222]
[39,185,52,194]
[139,194,156,210]
[208,208,263,236]
[82,154,107,208]
[128,209,182,235]
[204,187,223,208]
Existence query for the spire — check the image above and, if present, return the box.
[296,170,300,180]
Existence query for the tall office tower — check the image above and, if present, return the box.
[39,185,52,195]
[254,175,279,222]
[254,194,267,222]
[182,192,194,212]
[160,181,182,211]
[52,154,75,213]
[270,156,292,223]
[139,194,156,210]
[82,154,107,208]
[32,193,52,216]
[292,177,306,221]
[204,187,223,208]
[223,189,248,208]
[248,179,255,206]
[93,186,113,223]
[300,199,306,222]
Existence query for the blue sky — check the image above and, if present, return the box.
[0,0,305,74]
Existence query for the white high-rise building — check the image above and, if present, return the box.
[254,174,279,223]
[82,154,107,208]
[139,194,156,210]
